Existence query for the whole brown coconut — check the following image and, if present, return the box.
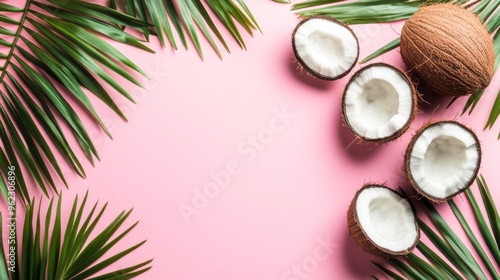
[400,4,495,96]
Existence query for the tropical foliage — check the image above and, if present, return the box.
[110,0,291,59]
[0,0,274,275]
[372,176,500,280]
[0,0,272,277]
[0,0,156,204]
[0,191,152,279]
[292,0,500,138]
[0,0,284,204]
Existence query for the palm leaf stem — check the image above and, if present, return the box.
[0,0,30,83]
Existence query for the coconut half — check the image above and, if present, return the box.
[342,63,417,142]
[292,16,359,80]
[405,121,481,201]
[348,184,420,258]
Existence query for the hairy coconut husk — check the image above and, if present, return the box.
[292,16,359,80]
[404,120,482,202]
[347,184,420,258]
[400,4,494,96]
[341,63,418,143]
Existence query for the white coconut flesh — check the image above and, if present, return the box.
[356,187,418,252]
[344,65,413,140]
[294,18,358,79]
[409,122,480,199]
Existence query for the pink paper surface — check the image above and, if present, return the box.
[9,2,500,279]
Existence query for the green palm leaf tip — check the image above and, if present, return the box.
[0,0,153,203]
[372,175,500,279]
[111,0,261,59]
[9,191,152,280]
[293,0,500,136]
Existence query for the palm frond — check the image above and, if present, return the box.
[372,261,405,280]
[293,0,500,135]
[0,191,152,279]
[292,0,470,22]
[360,37,400,64]
[0,215,9,280]
[415,242,463,280]
[110,0,267,59]
[0,1,154,204]
[374,176,500,280]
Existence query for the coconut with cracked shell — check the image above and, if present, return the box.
[404,121,481,201]
[342,63,417,142]
[292,16,359,80]
[347,184,420,258]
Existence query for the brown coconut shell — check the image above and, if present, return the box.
[347,184,420,258]
[292,16,359,80]
[404,120,482,202]
[341,63,418,143]
[400,4,495,96]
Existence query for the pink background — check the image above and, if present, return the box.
[7,1,500,279]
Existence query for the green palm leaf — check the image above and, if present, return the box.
[0,0,154,204]
[0,191,152,279]
[110,0,267,59]
[292,0,500,136]
[373,175,500,279]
